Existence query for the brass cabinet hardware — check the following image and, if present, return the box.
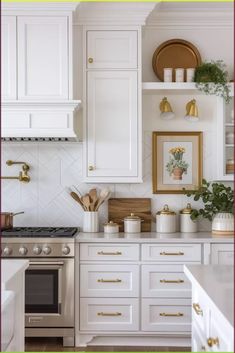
[1,160,30,183]
[193,303,203,316]
[97,251,122,255]
[97,279,122,283]
[97,312,122,317]
[207,337,219,347]
[88,165,94,171]
[160,279,184,283]
[160,312,184,317]
[88,57,94,63]
[160,251,184,256]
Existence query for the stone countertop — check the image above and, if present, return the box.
[184,265,234,327]
[76,232,234,243]
[1,260,29,288]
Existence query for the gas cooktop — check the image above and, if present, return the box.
[1,227,78,238]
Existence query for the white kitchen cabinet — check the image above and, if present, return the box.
[210,243,234,265]
[84,28,142,183]
[17,16,69,100]
[86,30,138,69]
[1,16,17,100]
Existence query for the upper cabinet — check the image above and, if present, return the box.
[17,17,69,101]
[1,16,17,100]
[83,28,142,183]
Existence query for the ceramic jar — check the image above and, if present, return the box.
[212,212,234,235]
[83,211,99,233]
[164,68,173,82]
[156,204,176,233]
[124,213,142,233]
[175,68,184,82]
[226,131,234,144]
[104,221,119,234]
[180,203,198,233]
[226,159,234,174]
[186,68,195,82]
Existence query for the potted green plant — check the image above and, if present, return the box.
[194,60,231,103]
[166,147,189,180]
[183,179,234,235]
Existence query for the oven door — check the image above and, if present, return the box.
[25,258,74,328]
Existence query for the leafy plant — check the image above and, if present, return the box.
[194,60,231,103]
[183,179,234,221]
[166,158,189,175]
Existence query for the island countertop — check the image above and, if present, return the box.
[184,265,234,327]
[1,259,29,287]
[76,231,234,243]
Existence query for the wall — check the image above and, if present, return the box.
[1,4,233,231]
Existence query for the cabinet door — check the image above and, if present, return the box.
[87,30,137,69]
[1,16,17,100]
[211,244,234,265]
[86,71,139,181]
[18,16,68,100]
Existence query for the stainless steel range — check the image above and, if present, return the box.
[1,227,78,347]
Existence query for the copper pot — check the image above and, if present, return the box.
[1,212,24,230]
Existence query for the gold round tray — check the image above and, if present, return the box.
[152,39,202,81]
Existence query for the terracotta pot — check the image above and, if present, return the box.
[173,167,184,180]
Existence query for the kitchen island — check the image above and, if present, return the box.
[184,265,234,352]
[2,260,29,352]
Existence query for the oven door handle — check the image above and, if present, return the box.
[29,261,64,266]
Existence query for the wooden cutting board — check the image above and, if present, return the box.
[108,198,152,232]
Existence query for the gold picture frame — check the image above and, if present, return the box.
[152,131,203,194]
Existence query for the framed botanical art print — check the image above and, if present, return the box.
[152,131,203,194]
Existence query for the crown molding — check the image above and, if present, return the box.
[2,2,80,13]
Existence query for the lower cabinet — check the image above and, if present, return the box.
[210,243,234,264]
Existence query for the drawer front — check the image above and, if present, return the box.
[80,298,139,331]
[192,285,209,335]
[209,310,233,352]
[211,244,234,265]
[142,298,191,332]
[142,265,191,298]
[80,264,139,297]
[80,243,139,261]
[192,323,208,353]
[142,244,201,262]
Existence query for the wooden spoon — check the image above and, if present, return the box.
[70,192,86,211]
[89,188,98,211]
[95,189,111,211]
[81,194,91,211]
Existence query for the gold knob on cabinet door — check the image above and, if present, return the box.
[207,337,219,347]
[88,57,93,63]
[88,166,94,171]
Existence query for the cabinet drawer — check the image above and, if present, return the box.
[80,298,139,331]
[192,285,208,335]
[142,265,191,298]
[86,30,137,69]
[142,244,201,262]
[141,298,191,332]
[80,264,139,297]
[211,244,234,265]
[80,243,139,261]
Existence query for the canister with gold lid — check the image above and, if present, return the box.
[180,203,198,233]
[156,204,176,233]
[124,213,142,233]
[104,221,119,234]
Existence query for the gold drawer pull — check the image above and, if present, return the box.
[160,279,184,283]
[97,251,122,255]
[207,337,219,347]
[160,312,184,317]
[88,57,93,63]
[97,312,122,317]
[97,278,122,283]
[160,251,184,256]
[193,303,203,316]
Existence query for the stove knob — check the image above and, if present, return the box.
[3,247,12,256]
[33,246,42,255]
[43,246,51,255]
[62,246,70,255]
[19,246,28,256]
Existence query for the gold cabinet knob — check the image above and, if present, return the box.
[88,165,94,171]
[88,57,93,63]
[207,337,219,347]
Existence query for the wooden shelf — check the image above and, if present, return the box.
[225,123,234,127]
[225,144,234,147]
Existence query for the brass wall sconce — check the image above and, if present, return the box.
[185,99,199,122]
[159,97,175,120]
[1,160,31,183]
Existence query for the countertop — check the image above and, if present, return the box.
[76,232,234,243]
[184,265,234,327]
[1,260,29,287]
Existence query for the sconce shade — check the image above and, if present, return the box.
[159,97,175,120]
[185,99,199,122]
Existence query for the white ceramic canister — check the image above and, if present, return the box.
[83,211,99,232]
[180,203,198,233]
[226,131,234,144]
[124,213,142,233]
[175,68,184,82]
[186,68,195,82]
[104,221,119,234]
[164,68,173,82]
[156,205,176,233]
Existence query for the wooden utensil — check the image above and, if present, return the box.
[89,188,98,211]
[95,189,111,211]
[108,198,152,232]
[81,194,91,211]
[70,192,86,211]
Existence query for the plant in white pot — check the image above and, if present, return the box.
[183,179,234,236]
